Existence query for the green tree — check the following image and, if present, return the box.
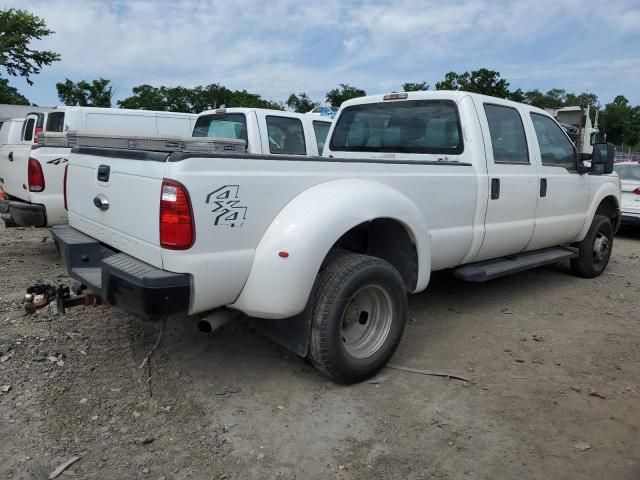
[508,88,525,103]
[599,95,640,146]
[325,84,366,107]
[0,8,60,85]
[56,78,113,107]
[0,78,30,105]
[435,68,511,98]
[402,81,429,92]
[564,92,598,108]
[118,84,283,113]
[228,89,283,110]
[286,92,319,113]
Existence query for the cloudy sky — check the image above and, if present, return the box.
[3,0,640,107]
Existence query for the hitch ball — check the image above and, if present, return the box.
[24,293,34,303]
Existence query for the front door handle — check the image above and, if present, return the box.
[8,152,13,162]
[540,178,547,197]
[491,178,500,200]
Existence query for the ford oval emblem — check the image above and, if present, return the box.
[93,194,109,211]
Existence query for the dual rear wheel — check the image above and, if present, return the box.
[307,253,407,384]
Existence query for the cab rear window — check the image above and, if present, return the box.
[329,100,463,154]
[193,113,248,143]
[46,112,65,132]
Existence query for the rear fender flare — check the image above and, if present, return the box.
[230,179,430,319]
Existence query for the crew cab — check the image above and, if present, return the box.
[0,106,198,228]
[51,91,620,383]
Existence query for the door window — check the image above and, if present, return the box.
[484,104,529,164]
[312,121,331,154]
[530,113,577,171]
[267,116,307,155]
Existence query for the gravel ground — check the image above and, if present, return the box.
[0,223,639,480]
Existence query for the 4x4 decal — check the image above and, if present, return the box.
[46,157,68,165]
[206,185,247,228]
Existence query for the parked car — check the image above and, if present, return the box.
[0,106,198,228]
[51,90,620,383]
[613,162,640,225]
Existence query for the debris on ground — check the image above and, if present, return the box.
[573,442,592,452]
[49,455,82,479]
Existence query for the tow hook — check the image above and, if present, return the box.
[23,283,101,314]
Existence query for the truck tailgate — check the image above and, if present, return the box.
[67,148,168,268]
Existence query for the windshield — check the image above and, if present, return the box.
[46,112,65,132]
[329,100,463,154]
[614,163,640,181]
[192,113,248,142]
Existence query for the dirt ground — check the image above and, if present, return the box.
[0,223,639,480]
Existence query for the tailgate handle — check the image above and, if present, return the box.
[97,165,110,182]
[8,152,13,162]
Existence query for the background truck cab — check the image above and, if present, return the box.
[192,107,332,155]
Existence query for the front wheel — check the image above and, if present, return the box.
[308,253,408,384]
[570,214,613,278]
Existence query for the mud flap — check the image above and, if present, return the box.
[249,310,312,358]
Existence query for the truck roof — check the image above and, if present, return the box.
[197,107,333,122]
[341,90,550,116]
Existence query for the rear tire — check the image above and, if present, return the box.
[570,214,613,278]
[308,253,408,384]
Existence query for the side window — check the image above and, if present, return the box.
[484,104,529,164]
[22,118,35,142]
[266,116,306,155]
[530,113,577,171]
[312,121,331,154]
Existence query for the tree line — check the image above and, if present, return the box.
[1,8,639,148]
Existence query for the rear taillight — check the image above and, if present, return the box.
[27,158,45,192]
[34,127,43,144]
[63,164,69,210]
[633,187,640,195]
[160,179,194,249]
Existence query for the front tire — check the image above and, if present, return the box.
[571,214,613,278]
[308,253,408,384]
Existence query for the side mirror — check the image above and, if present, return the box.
[591,143,615,175]
[590,131,606,145]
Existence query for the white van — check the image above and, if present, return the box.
[0,106,198,228]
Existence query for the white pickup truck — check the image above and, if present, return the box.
[50,91,620,383]
[0,107,331,228]
[0,106,198,228]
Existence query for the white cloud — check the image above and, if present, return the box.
[1,0,639,105]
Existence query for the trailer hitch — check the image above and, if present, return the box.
[23,283,101,314]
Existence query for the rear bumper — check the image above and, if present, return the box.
[0,199,46,227]
[51,225,191,317]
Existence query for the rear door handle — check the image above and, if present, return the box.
[8,152,13,162]
[540,178,547,197]
[490,178,500,200]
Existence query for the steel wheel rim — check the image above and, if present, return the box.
[341,285,393,359]
[593,231,610,267]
